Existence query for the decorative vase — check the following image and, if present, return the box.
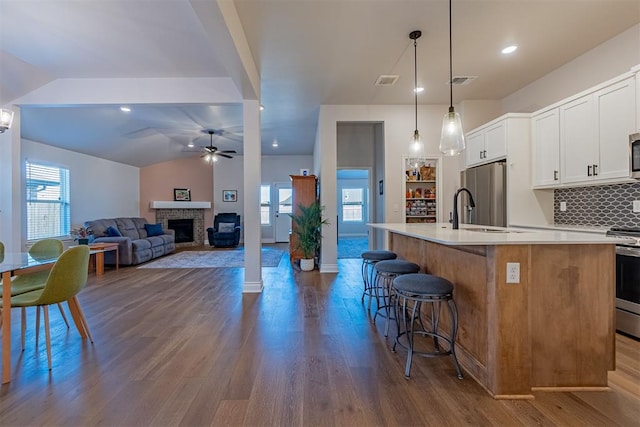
[300,258,314,271]
[78,238,89,245]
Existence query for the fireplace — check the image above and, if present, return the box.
[154,206,206,248]
[168,219,194,243]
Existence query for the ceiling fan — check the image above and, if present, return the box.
[201,130,237,162]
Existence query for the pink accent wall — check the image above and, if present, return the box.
[140,156,214,240]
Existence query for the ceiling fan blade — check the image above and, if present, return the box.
[220,150,237,154]
[218,153,234,159]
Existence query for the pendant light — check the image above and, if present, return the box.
[409,30,425,163]
[439,0,465,156]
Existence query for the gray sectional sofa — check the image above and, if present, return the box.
[84,217,175,266]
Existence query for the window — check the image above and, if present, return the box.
[25,161,70,240]
[260,185,271,225]
[342,188,363,222]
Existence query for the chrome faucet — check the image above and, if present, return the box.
[452,187,476,230]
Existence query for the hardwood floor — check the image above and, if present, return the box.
[1,248,639,426]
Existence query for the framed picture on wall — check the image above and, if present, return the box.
[223,190,237,202]
[173,188,191,201]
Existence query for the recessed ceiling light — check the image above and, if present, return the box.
[187,141,194,148]
[414,87,424,93]
[120,106,131,112]
[501,45,518,55]
[272,139,279,147]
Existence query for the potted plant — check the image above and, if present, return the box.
[71,225,93,245]
[290,200,329,271]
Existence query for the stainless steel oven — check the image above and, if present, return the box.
[607,227,640,339]
[630,133,640,179]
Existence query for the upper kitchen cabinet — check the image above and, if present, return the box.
[532,108,560,187]
[560,95,598,184]
[465,119,508,167]
[533,72,636,188]
[562,76,636,184]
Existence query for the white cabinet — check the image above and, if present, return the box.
[596,77,637,180]
[465,121,507,167]
[561,77,636,184]
[532,108,560,187]
[532,73,637,188]
[465,132,485,166]
[560,95,597,184]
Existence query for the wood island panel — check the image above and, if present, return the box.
[529,244,615,388]
[388,232,615,399]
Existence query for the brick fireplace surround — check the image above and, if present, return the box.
[155,208,205,248]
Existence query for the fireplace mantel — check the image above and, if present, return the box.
[150,201,211,209]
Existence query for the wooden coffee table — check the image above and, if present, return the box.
[88,243,119,275]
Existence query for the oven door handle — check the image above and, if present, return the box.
[616,246,640,257]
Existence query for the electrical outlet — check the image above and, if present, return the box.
[560,202,567,212]
[633,201,640,213]
[506,262,520,284]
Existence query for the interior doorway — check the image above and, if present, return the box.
[337,169,370,258]
[274,183,292,243]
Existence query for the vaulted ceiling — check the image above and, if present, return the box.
[1,0,639,167]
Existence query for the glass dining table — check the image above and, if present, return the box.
[1,252,58,384]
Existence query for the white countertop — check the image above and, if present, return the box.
[368,222,635,246]
[509,223,610,234]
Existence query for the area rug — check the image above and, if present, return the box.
[137,247,285,269]
[338,236,369,259]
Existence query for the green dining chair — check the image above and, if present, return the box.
[1,245,93,370]
[10,238,70,346]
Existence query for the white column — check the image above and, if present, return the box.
[0,106,21,252]
[242,99,263,292]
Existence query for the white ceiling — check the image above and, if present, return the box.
[1,0,639,167]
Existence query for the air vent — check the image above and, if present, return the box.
[375,75,399,86]
[449,76,477,85]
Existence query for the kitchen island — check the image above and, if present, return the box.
[369,222,627,399]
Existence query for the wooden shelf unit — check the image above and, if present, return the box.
[404,158,439,223]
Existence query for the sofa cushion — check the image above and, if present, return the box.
[85,218,119,238]
[106,226,122,237]
[115,218,141,240]
[132,239,151,251]
[144,223,164,237]
[146,236,166,247]
[218,222,236,233]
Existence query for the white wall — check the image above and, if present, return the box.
[502,24,640,114]
[213,154,313,242]
[19,139,139,249]
[317,103,463,271]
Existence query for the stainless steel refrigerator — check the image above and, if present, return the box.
[459,161,507,227]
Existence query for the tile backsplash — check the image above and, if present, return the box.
[554,182,640,228]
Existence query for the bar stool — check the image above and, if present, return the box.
[361,250,397,309]
[392,273,463,379]
[372,259,420,336]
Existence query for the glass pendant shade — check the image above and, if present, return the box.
[0,108,14,133]
[409,129,425,157]
[439,108,465,156]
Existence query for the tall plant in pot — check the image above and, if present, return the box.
[290,200,329,271]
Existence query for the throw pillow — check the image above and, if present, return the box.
[144,223,164,237]
[218,222,236,233]
[106,226,122,237]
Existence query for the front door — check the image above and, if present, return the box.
[274,183,292,242]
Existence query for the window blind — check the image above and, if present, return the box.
[25,161,70,240]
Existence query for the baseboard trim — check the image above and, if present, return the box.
[320,263,339,273]
[243,280,264,293]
